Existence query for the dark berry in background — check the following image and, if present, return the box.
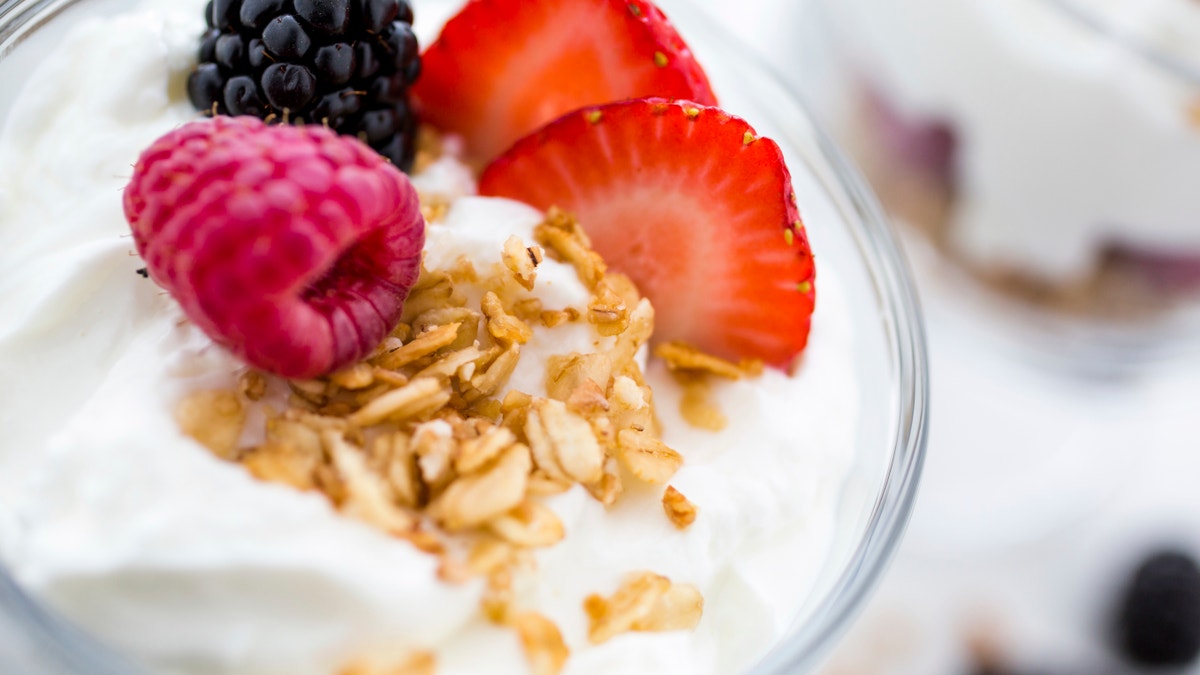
[1114,549,1200,668]
[186,0,420,171]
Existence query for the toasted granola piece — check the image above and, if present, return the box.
[617,429,683,485]
[534,208,606,290]
[375,323,462,371]
[399,528,446,556]
[545,352,614,403]
[468,397,504,420]
[407,276,470,323]
[502,235,543,291]
[586,412,617,453]
[527,471,574,497]
[609,375,645,410]
[373,432,421,508]
[264,414,324,457]
[412,307,482,351]
[239,370,268,401]
[488,499,565,548]
[290,378,329,400]
[525,399,604,485]
[676,373,728,432]
[286,408,352,433]
[607,376,656,439]
[456,425,518,475]
[467,344,521,400]
[413,345,485,383]
[325,431,416,534]
[482,292,534,346]
[513,612,570,675]
[429,443,532,531]
[499,390,534,432]
[419,193,451,225]
[412,420,457,495]
[585,456,624,507]
[329,363,376,390]
[512,297,544,322]
[584,572,670,644]
[634,582,704,632]
[611,299,654,365]
[371,336,406,361]
[313,462,349,506]
[654,341,746,380]
[437,554,474,585]
[447,254,479,284]
[587,280,630,337]
[482,564,515,624]
[603,272,641,308]
[240,441,319,490]
[349,382,393,407]
[340,650,437,675]
[466,538,517,578]
[175,390,246,460]
[585,572,703,644]
[349,378,451,427]
[539,308,581,328]
[564,378,609,417]
[662,486,698,530]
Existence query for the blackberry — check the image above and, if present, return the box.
[186,0,420,171]
[1114,549,1200,667]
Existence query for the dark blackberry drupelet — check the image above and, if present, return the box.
[1114,549,1200,668]
[186,0,420,171]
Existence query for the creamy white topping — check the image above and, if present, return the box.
[0,4,859,674]
[825,0,1200,281]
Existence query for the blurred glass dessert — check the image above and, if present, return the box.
[819,0,1200,318]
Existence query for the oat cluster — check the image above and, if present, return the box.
[174,205,738,674]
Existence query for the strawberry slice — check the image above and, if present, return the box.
[413,0,717,163]
[479,99,816,369]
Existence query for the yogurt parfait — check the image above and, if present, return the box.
[0,0,927,673]
[818,0,1200,320]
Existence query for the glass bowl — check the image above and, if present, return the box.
[791,0,1200,553]
[0,0,928,672]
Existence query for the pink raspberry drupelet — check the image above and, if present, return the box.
[124,116,425,379]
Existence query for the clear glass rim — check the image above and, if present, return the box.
[1039,0,1200,89]
[0,0,929,672]
[669,5,929,671]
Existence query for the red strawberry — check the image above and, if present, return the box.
[479,99,815,368]
[413,0,717,163]
[124,116,424,379]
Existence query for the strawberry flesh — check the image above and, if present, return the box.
[479,99,815,369]
[414,0,717,162]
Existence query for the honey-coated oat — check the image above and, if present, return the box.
[172,208,762,673]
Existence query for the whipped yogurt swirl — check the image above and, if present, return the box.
[0,3,860,674]
[826,0,1200,281]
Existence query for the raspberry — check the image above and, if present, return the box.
[124,116,424,379]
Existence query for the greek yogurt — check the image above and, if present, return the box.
[823,0,1200,283]
[0,3,860,674]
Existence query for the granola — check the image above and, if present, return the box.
[178,208,707,673]
[662,486,699,530]
[583,572,704,644]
